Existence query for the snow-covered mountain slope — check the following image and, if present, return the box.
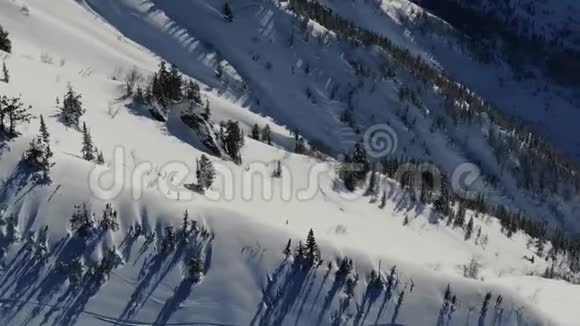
[0,0,579,325]
[322,0,580,161]
[73,0,580,234]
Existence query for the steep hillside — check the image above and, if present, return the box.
[0,0,579,325]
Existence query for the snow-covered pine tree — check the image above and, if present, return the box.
[204,99,211,119]
[272,160,282,178]
[5,214,20,242]
[81,122,96,161]
[197,154,215,190]
[336,256,353,276]
[294,240,305,263]
[184,80,202,104]
[2,61,8,83]
[283,238,292,257]
[0,25,11,53]
[70,203,95,237]
[181,209,190,240]
[295,136,306,154]
[99,203,119,231]
[187,252,204,282]
[96,151,105,165]
[338,154,357,191]
[454,203,466,228]
[23,114,54,179]
[251,123,260,140]
[351,142,369,181]
[162,226,177,252]
[261,124,272,145]
[60,85,85,127]
[2,95,31,136]
[305,228,320,265]
[223,3,233,23]
[465,216,474,240]
[222,120,243,164]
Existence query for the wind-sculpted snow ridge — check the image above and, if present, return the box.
[0,0,578,325]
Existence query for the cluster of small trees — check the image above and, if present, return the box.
[250,123,272,145]
[70,203,120,237]
[338,143,370,191]
[283,228,321,267]
[133,62,205,119]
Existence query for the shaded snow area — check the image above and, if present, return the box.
[0,0,578,325]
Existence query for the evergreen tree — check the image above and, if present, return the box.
[2,96,31,136]
[351,143,369,181]
[24,115,54,179]
[272,160,282,178]
[96,151,105,165]
[168,64,183,101]
[39,115,49,143]
[305,228,320,265]
[181,209,190,239]
[81,122,95,161]
[70,203,95,237]
[187,252,204,281]
[99,203,119,231]
[204,99,211,118]
[223,3,233,22]
[5,214,20,242]
[222,120,243,164]
[336,256,353,276]
[196,154,216,190]
[261,124,272,145]
[283,238,292,257]
[184,80,202,104]
[454,204,466,228]
[251,123,260,140]
[294,240,305,263]
[2,61,8,83]
[60,86,85,127]
[338,154,357,191]
[465,217,474,240]
[162,226,177,252]
[133,85,145,104]
[0,25,11,53]
[295,136,306,154]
